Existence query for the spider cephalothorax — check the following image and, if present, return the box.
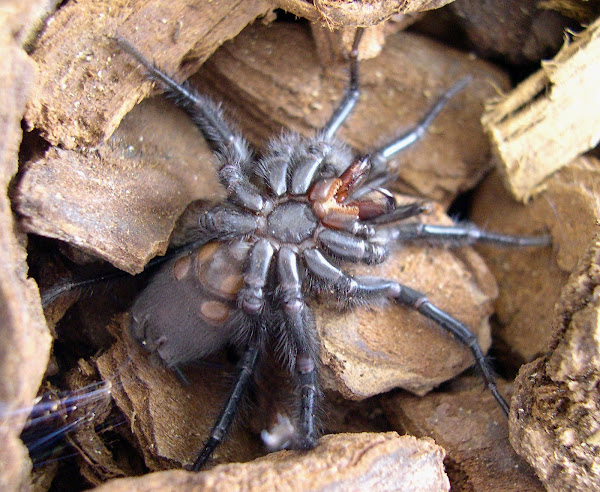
[115,29,550,470]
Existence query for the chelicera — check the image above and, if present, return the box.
[111,28,550,470]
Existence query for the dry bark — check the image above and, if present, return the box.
[471,157,600,364]
[451,0,570,65]
[0,4,54,490]
[383,376,544,491]
[95,433,450,492]
[275,0,454,27]
[510,234,600,490]
[482,17,600,201]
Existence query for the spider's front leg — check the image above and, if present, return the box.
[374,220,552,248]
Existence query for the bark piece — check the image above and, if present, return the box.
[510,234,600,490]
[383,376,544,491]
[471,157,600,363]
[194,22,509,206]
[316,201,498,399]
[310,15,424,65]
[3,0,59,48]
[17,97,222,274]
[482,17,600,201]
[96,315,263,471]
[276,0,453,26]
[24,0,272,149]
[540,0,600,23]
[0,33,52,492]
[451,0,570,65]
[96,432,450,492]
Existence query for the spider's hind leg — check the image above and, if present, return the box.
[265,247,321,451]
[375,220,552,248]
[191,344,260,471]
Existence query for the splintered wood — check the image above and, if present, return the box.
[482,17,600,201]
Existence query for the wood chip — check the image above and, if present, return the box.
[95,432,450,492]
[510,233,600,490]
[471,157,600,363]
[24,0,272,149]
[482,18,600,201]
[0,30,52,492]
[384,376,544,491]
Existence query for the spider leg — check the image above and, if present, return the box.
[192,238,276,468]
[191,344,260,471]
[370,77,471,174]
[321,28,364,140]
[39,236,214,308]
[303,248,510,416]
[375,221,552,248]
[317,228,386,264]
[276,248,320,449]
[114,37,265,212]
[239,239,275,315]
[387,281,509,415]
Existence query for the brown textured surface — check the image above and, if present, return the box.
[24,0,272,149]
[451,0,569,65]
[275,0,454,26]
[471,157,600,363]
[17,97,222,274]
[510,234,600,490]
[95,433,449,492]
[384,376,544,491]
[481,17,600,201]
[0,5,53,490]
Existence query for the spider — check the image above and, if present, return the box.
[112,28,550,471]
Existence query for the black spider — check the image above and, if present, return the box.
[111,29,550,470]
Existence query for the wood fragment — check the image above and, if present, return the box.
[24,0,272,149]
[275,0,454,27]
[95,433,450,492]
[383,376,544,491]
[17,97,222,274]
[482,17,600,201]
[471,156,600,363]
[0,31,52,492]
[510,233,600,491]
[451,0,569,65]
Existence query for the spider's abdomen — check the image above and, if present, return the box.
[265,201,318,244]
[129,240,250,366]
